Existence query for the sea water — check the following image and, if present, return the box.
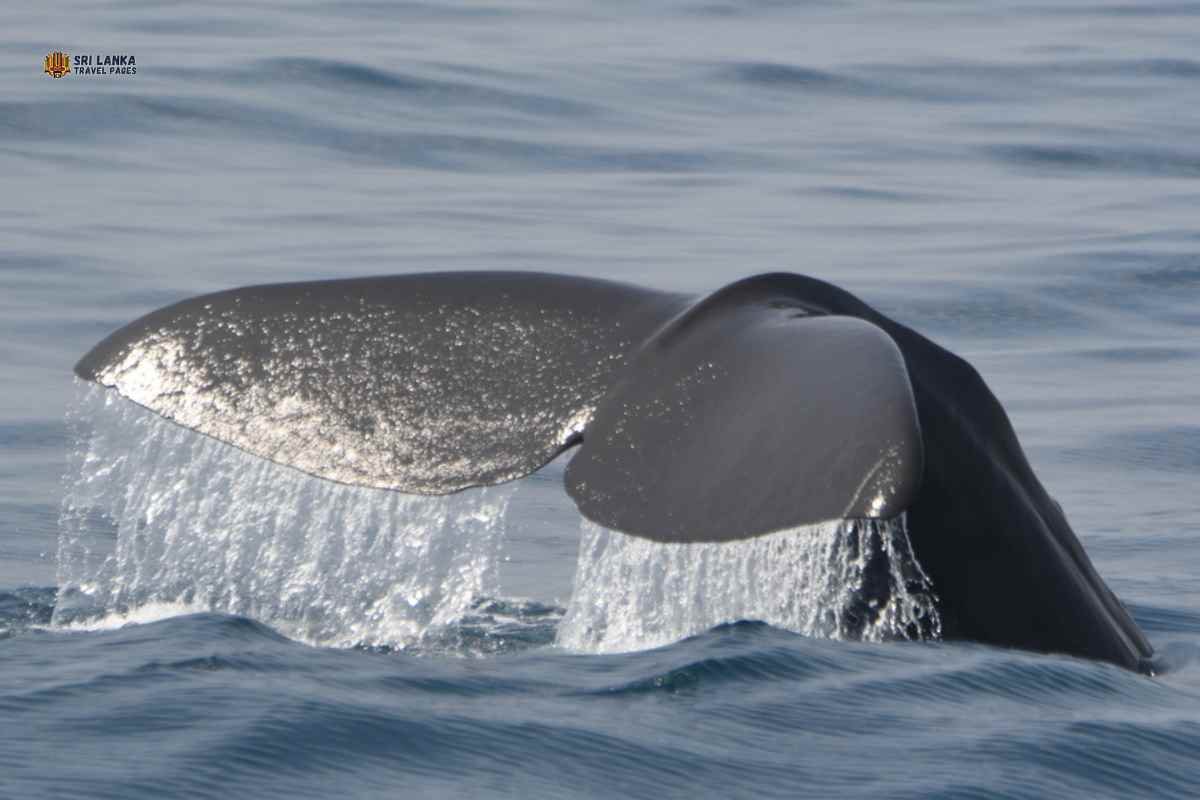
[3,1,1200,797]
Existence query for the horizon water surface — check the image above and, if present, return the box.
[3,1,1200,798]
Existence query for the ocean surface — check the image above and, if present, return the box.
[4,1,1200,797]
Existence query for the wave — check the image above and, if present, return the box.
[986,144,1200,177]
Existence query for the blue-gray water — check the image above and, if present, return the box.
[4,1,1200,797]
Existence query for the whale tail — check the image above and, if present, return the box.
[75,270,1154,671]
[74,271,923,542]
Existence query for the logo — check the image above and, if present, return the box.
[43,51,71,79]
[42,52,138,79]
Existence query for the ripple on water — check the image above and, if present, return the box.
[1064,426,1200,474]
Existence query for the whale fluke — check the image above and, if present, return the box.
[75,270,1156,671]
[75,272,686,493]
[566,279,922,542]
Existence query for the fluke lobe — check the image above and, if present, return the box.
[74,271,1155,672]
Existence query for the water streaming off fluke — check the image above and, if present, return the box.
[56,385,514,649]
[57,384,941,656]
[557,517,942,653]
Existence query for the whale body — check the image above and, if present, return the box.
[75,271,1155,672]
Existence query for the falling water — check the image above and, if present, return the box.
[557,517,942,653]
[58,384,942,656]
[56,385,514,649]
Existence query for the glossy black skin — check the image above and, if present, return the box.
[566,280,924,543]
[76,271,1155,671]
[733,274,1153,672]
